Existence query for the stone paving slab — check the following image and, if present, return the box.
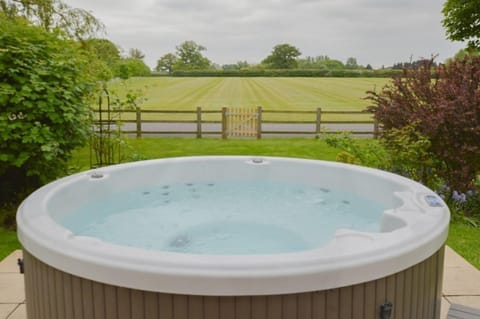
[7,304,25,319]
[446,296,480,310]
[0,304,17,319]
[441,297,451,319]
[0,274,25,304]
[443,246,480,296]
[0,251,22,274]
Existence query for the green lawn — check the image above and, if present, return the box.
[447,223,480,269]
[111,77,389,111]
[106,77,388,122]
[2,137,479,270]
[72,137,341,171]
[0,228,20,260]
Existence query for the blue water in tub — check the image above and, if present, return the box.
[60,180,385,254]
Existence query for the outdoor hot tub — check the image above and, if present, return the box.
[17,156,450,319]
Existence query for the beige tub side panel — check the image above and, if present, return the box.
[23,247,444,319]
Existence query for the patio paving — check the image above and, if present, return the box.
[0,246,478,319]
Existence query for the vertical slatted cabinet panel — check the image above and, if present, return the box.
[424,254,435,319]
[351,284,365,319]
[23,247,445,319]
[104,285,117,319]
[297,292,312,319]
[312,291,326,319]
[54,269,66,319]
[282,294,298,319]
[131,290,145,319]
[188,295,204,319]
[219,296,235,319]
[144,291,159,319]
[92,281,105,319]
[267,295,282,319]
[251,296,267,319]
[173,295,189,319]
[62,272,75,319]
[417,259,426,318]
[236,296,252,319]
[326,289,340,319]
[23,250,36,319]
[158,293,173,318]
[385,275,396,319]
[375,277,386,316]
[434,247,446,319]
[403,266,413,318]
[203,296,219,319]
[394,270,405,319]
[81,279,94,319]
[339,286,353,319]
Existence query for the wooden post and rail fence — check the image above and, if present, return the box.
[94,107,380,139]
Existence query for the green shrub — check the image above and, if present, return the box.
[367,57,480,193]
[0,204,16,230]
[323,125,439,189]
[0,17,96,202]
[323,133,390,169]
[116,58,151,79]
[381,124,439,187]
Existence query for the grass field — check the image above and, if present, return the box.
[71,137,341,171]
[107,77,389,122]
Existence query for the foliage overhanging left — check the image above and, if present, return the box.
[0,16,96,202]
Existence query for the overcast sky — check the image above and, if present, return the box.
[63,0,465,69]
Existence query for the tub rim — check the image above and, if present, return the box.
[17,156,450,296]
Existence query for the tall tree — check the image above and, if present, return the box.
[174,41,211,70]
[155,53,177,74]
[345,57,358,69]
[129,48,145,60]
[454,48,480,60]
[222,61,249,71]
[0,0,104,39]
[82,38,121,80]
[85,39,120,62]
[116,58,150,79]
[298,55,344,69]
[442,0,480,49]
[262,44,301,69]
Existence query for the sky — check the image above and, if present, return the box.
[63,0,465,69]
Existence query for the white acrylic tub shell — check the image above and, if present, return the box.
[17,156,450,296]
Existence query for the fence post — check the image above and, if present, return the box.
[373,118,379,139]
[221,107,227,139]
[315,107,322,137]
[256,106,262,139]
[136,107,142,138]
[196,106,202,138]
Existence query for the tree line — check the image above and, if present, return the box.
[153,40,474,77]
[155,42,375,75]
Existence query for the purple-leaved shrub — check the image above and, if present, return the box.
[367,56,480,193]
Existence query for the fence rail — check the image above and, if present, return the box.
[93,107,379,139]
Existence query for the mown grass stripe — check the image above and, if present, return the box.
[108,77,389,113]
